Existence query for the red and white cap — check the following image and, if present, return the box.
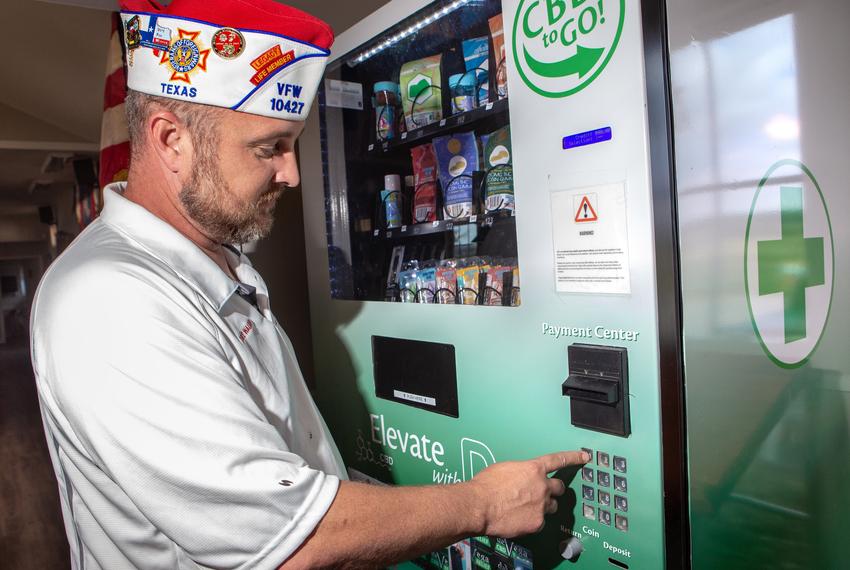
[120,0,334,121]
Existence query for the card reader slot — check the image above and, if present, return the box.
[562,375,619,404]
[563,344,631,437]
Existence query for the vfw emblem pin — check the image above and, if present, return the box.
[160,29,210,83]
[745,160,834,368]
[512,0,624,98]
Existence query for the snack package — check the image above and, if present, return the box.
[429,548,451,570]
[495,538,532,569]
[400,54,443,130]
[462,37,489,106]
[456,264,481,305]
[483,126,514,212]
[471,539,511,570]
[410,143,439,223]
[435,266,458,304]
[489,14,508,100]
[433,132,479,219]
[485,265,513,305]
[449,539,472,570]
[398,269,421,303]
[448,73,476,115]
[416,267,437,304]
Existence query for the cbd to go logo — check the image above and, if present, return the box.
[513,0,624,97]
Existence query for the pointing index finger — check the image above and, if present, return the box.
[539,450,590,473]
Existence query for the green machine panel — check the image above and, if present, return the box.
[300,0,674,567]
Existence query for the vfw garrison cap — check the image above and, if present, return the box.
[120,0,334,121]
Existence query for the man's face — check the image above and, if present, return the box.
[179,110,304,245]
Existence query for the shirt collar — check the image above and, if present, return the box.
[100,182,239,312]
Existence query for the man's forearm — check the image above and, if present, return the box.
[283,479,485,569]
[281,451,587,569]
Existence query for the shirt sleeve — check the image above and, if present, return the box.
[32,260,338,569]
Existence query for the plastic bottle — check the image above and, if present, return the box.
[374,81,400,141]
[381,174,402,229]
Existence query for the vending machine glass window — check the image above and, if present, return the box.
[318,0,520,307]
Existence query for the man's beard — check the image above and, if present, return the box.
[178,144,282,245]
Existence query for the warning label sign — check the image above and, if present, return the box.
[574,194,598,223]
[550,182,631,295]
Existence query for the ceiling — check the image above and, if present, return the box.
[0,0,389,212]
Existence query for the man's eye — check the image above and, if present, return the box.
[255,142,286,158]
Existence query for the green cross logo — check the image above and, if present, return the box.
[745,160,834,368]
[757,186,824,343]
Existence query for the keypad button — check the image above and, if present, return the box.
[614,475,628,493]
[597,471,610,487]
[597,451,610,468]
[613,456,627,473]
[615,514,629,532]
[598,509,611,526]
[581,467,595,483]
[615,495,629,512]
[598,490,611,506]
[583,503,596,520]
[582,447,594,463]
[582,485,595,502]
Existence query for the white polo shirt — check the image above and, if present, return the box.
[30,184,346,570]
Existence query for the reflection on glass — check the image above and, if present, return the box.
[671,4,850,570]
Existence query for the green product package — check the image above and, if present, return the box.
[400,54,443,130]
[483,125,514,213]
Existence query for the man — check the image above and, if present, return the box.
[30,0,589,568]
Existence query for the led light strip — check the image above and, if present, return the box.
[348,0,472,66]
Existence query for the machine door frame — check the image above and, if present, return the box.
[641,0,691,567]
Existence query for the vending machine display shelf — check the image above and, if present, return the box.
[367,97,509,155]
[372,209,514,240]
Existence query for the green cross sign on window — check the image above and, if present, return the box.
[745,159,834,369]
[756,186,825,344]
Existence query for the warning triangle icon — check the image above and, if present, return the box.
[574,195,598,223]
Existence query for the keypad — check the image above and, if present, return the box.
[615,514,629,532]
[614,475,628,493]
[579,450,629,532]
[613,456,627,473]
[615,495,628,512]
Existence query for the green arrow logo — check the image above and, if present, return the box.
[522,44,604,79]
[513,0,624,98]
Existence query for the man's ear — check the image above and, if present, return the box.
[149,111,189,173]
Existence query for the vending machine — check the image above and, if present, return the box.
[296,0,849,568]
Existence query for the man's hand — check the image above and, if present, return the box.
[469,450,590,538]
[284,450,589,569]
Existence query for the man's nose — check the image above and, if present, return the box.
[273,152,300,188]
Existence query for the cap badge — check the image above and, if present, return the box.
[212,27,246,59]
[159,29,210,84]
